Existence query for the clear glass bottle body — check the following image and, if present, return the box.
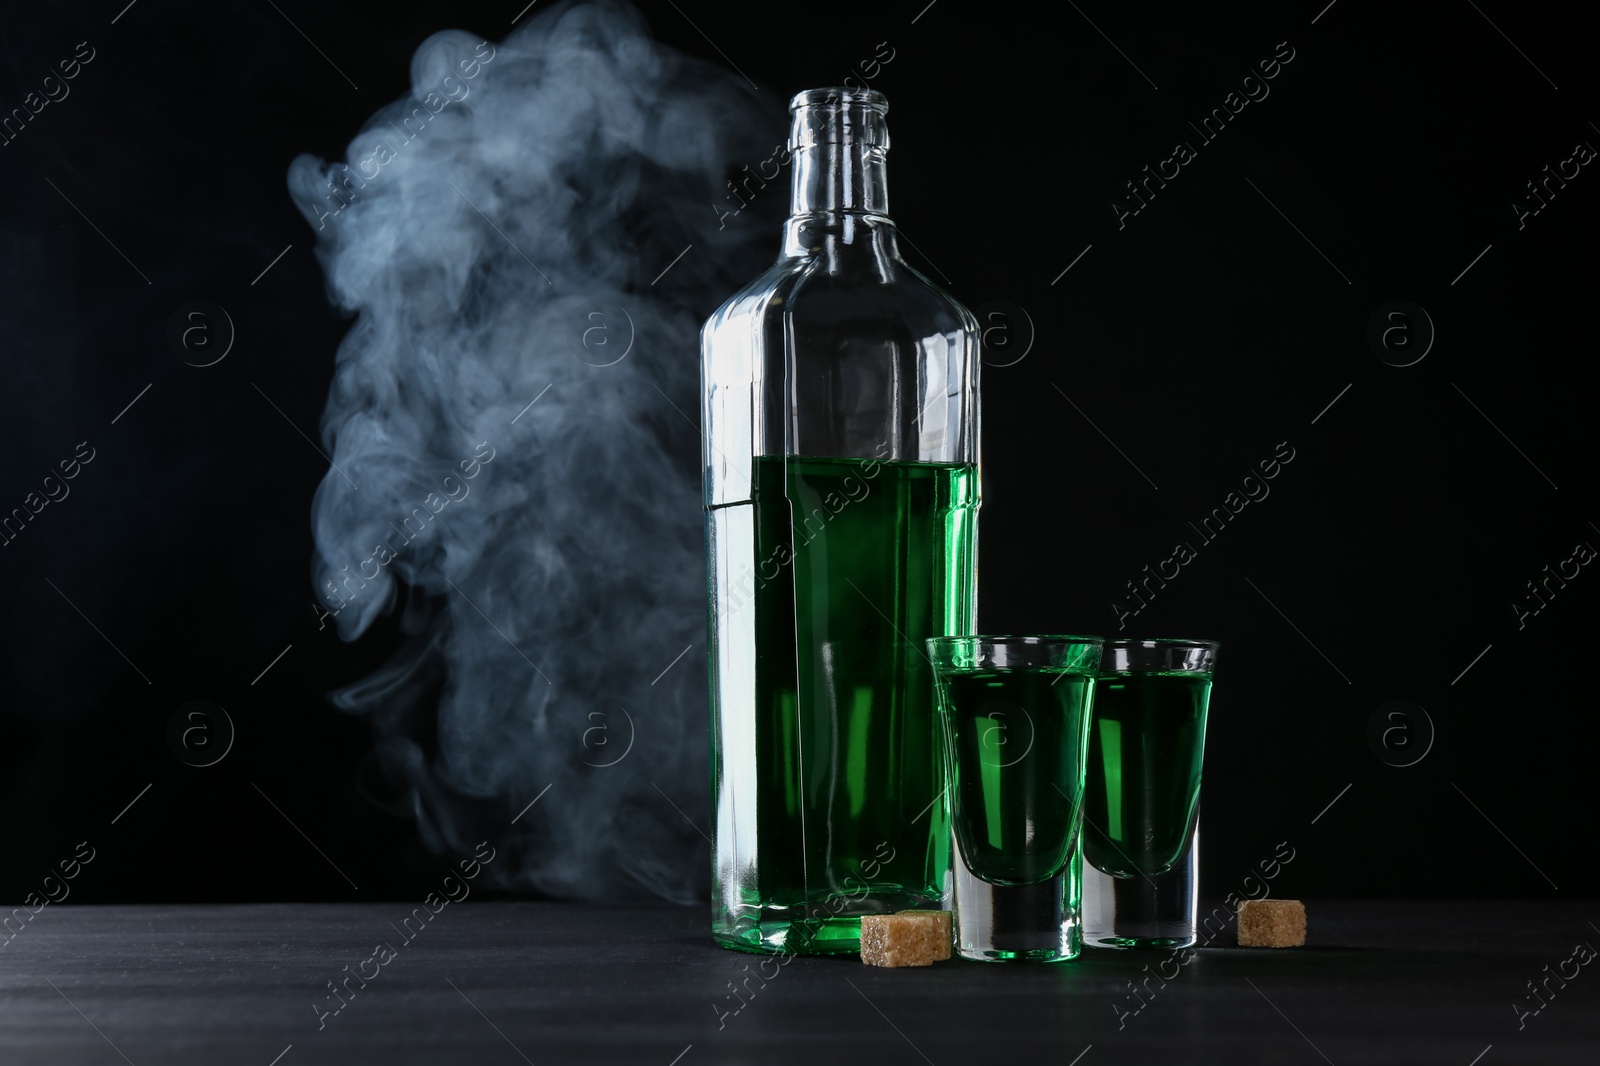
[700,89,980,953]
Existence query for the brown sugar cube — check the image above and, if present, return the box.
[904,909,952,961]
[860,911,952,967]
[1237,899,1306,947]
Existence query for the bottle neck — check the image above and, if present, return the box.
[781,90,896,260]
[788,142,889,217]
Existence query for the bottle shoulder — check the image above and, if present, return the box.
[702,258,806,334]
[703,248,978,340]
[699,236,981,479]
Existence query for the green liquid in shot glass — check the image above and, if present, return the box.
[1083,673,1210,879]
[939,670,1094,887]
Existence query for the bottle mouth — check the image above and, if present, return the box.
[788,87,888,113]
[788,87,890,150]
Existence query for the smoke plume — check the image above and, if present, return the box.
[287,0,779,901]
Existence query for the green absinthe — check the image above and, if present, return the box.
[940,670,1094,887]
[713,453,976,954]
[1083,673,1211,879]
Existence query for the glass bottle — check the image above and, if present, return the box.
[700,87,981,954]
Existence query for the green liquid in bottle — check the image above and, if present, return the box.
[1083,674,1211,879]
[938,670,1094,887]
[711,454,976,954]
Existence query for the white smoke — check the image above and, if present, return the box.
[287,0,779,901]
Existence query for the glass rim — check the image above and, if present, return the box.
[1102,637,1220,651]
[926,634,1105,649]
[1100,637,1218,677]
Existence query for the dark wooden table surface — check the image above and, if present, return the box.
[1,901,1594,1064]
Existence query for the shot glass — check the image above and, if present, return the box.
[1081,638,1217,949]
[927,635,1103,962]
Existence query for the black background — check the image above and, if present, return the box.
[1,0,1593,904]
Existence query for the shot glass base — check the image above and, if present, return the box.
[1083,820,1200,951]
[953,849,1082,963]
[1083,932,1196,951]
[962,945,1080,963]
